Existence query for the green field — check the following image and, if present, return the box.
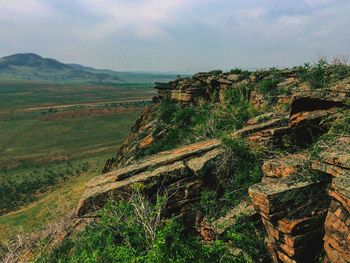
[0,80,156,111]
[0,80,157,239]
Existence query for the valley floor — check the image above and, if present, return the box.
[0,80,154,240]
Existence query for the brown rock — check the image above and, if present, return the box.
[77,139,229,223]
[227,74,241,82]
[139,135,154,149]
[262,154,307,178]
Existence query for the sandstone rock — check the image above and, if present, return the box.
[211,198,257,236]
[77,139,228,223]
[192,72,211,83]
[311,136,350,262]
[217,77,232,85]
[250,90,265,110]
[231,114,291,149]
[206,76,219,87]
[312,137,350,178]
[330,77,350,93]
[249,173,331,221]
[231,115,289,139]
[262,154,307,178]
[324,199,350,263]
[277,77,297,88]
[290,109,338,128]
[249,172,331,262]
[290,88,348,116]
[227,74,241,82]
[139,135,154,149]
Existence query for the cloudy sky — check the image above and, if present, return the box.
[0,0,349,72]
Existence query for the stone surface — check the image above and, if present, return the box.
[311,136,350,262]
[90,68,350,262]
[290,88,348,116]
[249,172,331,262]
[262,154,307,178]
[77,139,228,223]
[230,114,291,149]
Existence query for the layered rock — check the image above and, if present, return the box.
[249,170,331,262]
[312,137,350,262]
[247,80,350,262]
[80,69,350,262]
[262,154,307,178]
[231,113,291,149]
[77,139,231,225]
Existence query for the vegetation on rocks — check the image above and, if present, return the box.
[39,187,238,263]
[6,59,350,263]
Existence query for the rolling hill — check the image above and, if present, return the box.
[0,53,179,83]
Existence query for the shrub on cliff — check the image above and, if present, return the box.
[300,58,350,89]
[39,186,237,263]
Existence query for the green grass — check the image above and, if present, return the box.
[0,154,107,239]
[0,110,140,166]
[0,80,156,111]
[0,80,154,236]
[38,191,238,263]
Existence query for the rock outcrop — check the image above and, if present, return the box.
[312,137,350,262]
[78,139,232,225]
[249,166,331,262]
[248,80,350,262]
[77,69,350,262]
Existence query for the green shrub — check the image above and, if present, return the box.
[209,69,223,76]
[301,59,329,89]
[198,138,263,220]
[39,189,238,263]
[224,220,269,262]
[220,138,263,210]
[230,68,242,74]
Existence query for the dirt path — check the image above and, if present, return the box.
[21,97,153,112]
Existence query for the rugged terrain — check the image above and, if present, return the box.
[3,61,350,262]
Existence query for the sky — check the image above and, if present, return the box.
[0,0,350,73]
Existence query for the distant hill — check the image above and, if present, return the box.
[0,53,179,83]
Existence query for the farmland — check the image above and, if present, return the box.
[0,80,161,239]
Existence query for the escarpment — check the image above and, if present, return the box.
[78,67,350,262]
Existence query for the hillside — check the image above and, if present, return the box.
[2,61,350,262]
[0,53,178,83]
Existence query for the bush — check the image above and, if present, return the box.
[224,220,269,262]
[198,138,263,220]
[209,69,223,76]
[39,187,238,263]
[301,59,329,89]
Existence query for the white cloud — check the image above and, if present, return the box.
[0,0,53,22]
[76,0,188,39]
[0,0,349,71]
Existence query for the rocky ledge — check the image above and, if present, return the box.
[77,70,350,262]
[77,139,230,225]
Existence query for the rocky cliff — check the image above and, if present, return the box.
[77,64,350,262]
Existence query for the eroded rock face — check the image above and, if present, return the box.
[77,140,231,225]
[290,88,348,116]
[312,137,350,262]
[247,85,349,262]
[231,113,291,150]
[79,69,350,262]
[249,171,331,262]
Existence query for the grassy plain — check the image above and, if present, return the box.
[0,80,157,239]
